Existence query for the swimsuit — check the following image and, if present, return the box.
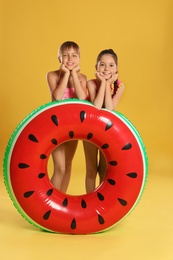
[62,88,77,100]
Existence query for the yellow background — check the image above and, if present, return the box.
[0,0,173,259]
[1,0,173,169]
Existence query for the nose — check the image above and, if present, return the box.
[68,55,72,61]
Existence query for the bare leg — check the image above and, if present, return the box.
[60,140,78,192]
[98,151,107,184]
[51,140,78,193]
[51,144,66,190]
[83,141,98,193]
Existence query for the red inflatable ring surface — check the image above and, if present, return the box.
[3,99,148,234]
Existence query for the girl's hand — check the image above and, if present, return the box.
[71,65,80,74]
[95,71,106,82]
[60,64,70,74]
[107,72,118,84]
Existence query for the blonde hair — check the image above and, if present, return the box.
[58,41,80,58]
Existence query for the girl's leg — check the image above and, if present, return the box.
[83,141,98,193]
[60,140,78,193]
[98,151,107,184]
[51,140,78,193]
[51,143,66,190]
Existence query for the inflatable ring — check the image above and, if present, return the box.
[3,99,148,234]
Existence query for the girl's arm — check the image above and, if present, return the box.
[88,72,108,109]
[112,83,125,109]
[104,71,125,110]
[71,66,87,100]
[104,81,125,110]
[87,80,106,109]
[47,65,70,101]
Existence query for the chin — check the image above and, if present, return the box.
[66,67,73,71]
[104,76,111,80]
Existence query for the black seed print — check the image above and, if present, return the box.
[51,138,58,145]
[118,198,127,206]
[43,210,51,220]
[62,198,68,207]
[87,133,93,139]
[107,179,116,185]
[127,172,137,178]
[122,143,132,150]
[51,115,58,126]
[71,218,76,229]
[18,163,30,169]
[46,189,53,196]
[28,134,38,143]
[98,214,105,225]
[24,191,34,198]
[109,161,117,166]
[40,154,47,159]
[80,111,86,122]
[81,199,87,208]
[97,192,104,201]
[69,131,74,138]
[38,173,46,178]
[105,120,113,131]
[101,143,109,149]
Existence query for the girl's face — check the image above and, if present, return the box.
[59,47,80,70]
[97,54,117,80]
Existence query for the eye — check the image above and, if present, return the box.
[100,63,105,67]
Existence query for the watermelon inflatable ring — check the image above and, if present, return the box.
[3,99,148,234]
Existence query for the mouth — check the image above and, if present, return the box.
[102,72,112,77]
[103,72,111,75]
[66,62,74,66]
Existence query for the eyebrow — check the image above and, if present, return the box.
[99,62,116,65]
[62,51,78,55]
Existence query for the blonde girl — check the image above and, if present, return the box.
[47,41,87,193]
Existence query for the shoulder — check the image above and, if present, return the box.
[87,79,98,91]
[116,80,125,90]
[118,81,125,90]
[115,81,125,96]
[47,70,60,81]
[78,73,87,82]
[46,70,60,89]
[87,79,96,86]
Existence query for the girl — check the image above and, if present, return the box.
[83,49,125,193]
[47,41,87,193]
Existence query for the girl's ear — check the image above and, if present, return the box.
[116,65,119,73]
[58,56,62,63]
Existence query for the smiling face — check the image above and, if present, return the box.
[59,47,80,70]
[96,54,118,80]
